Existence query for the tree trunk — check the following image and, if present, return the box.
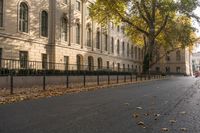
[142,36,155,73]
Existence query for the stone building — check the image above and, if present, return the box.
[192,52,200,72]
[0,0,192,75]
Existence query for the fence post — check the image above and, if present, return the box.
[83,71,86,87]
[66,71,69,88]
[97,72,100,86]
[136,74,138,81]
[131,73,133,82]
[124,75,126,83]
[108,71,110,85]
[43,71,46,91]
[10,71,13,94]
[117,74,119,83]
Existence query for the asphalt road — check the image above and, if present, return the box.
[0,76,200,133]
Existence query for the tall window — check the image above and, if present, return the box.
[104,34,108,51]
[135,47,138,60]
[96,30,100,49]
[42,54,48,69]
[166,67,170,73]
[176,50,181,61]
[98,57,103,69]
[117,39,120,54]
[117,63,120,72]
[131,46,133,58]
[117,25,120,32]
[19,2,28,32]
[122,42,125,55]
[64,56,69,70]
[41,11,48,37]
[138,48,141,60]
[166,52,170,61]
[111,37,114,53]
[106,61,109,69]
[176,67,181,73]
[77,54,83,70]
[88,56,94,71]
[64,0,68,4]
[61,18,68,42]
[87,28,92,47]
[76,23,80,44]
[0,0,3,27]
[76,0,81,11]
[127,43,129,57]
[19,51,28,69]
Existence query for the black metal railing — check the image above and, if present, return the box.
[0,58,165,95]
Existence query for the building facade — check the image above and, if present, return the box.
[192,52,200,72]
[0,0,192,75]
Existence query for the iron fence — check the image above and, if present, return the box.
[0,58,165,95]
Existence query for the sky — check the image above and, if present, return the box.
[193,6,200,52]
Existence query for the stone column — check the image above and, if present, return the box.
[48,0,56,69]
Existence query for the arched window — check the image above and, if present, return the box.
[111,37,114,53]
[41,11,48,37]
[61,18,68,41]
[87,27,92,47]
[97,57,103,69]
[117,39,120,54]
[76,23,80,44]
[176,50,181,61]
[19,2,28,32]
[0,0,3,27]
[88,56,94,71]
[77,54,83,70]
[96,30,100,49]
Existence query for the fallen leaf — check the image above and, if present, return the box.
[169,120,176,124]
[137,121,145,126]
[155,114,161,117]
[161,128,169,132]
[133,113,139,118]
[144,113,150,116]
[180,111,186,115]
[180,128,187,131]
[136,107,143,110]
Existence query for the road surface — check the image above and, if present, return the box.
[0,76,200,133]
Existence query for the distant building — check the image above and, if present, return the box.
[151,47,193,76]
[192,52,200,72]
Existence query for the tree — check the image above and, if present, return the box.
[89,0,200,73]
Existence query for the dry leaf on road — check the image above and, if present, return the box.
[136,107,143,110]
[161,128,169,132]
